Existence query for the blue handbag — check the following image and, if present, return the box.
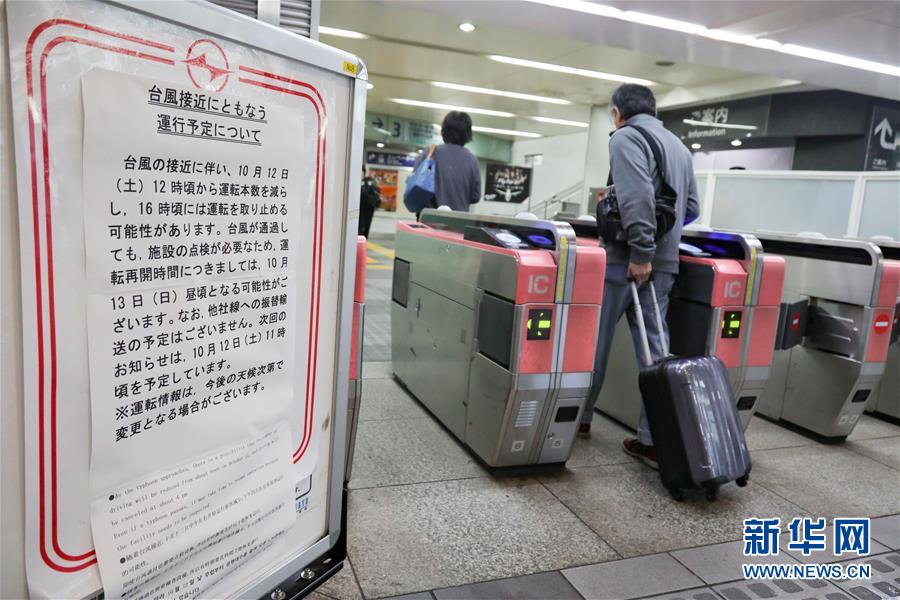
[404,145,436,213]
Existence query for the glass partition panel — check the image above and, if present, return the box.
[695,173,707,204]
[858,179,900,241]
[709,177,854,236]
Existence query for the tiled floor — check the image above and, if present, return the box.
[335,240,900,600]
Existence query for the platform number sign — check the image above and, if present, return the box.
[527,309,552,341]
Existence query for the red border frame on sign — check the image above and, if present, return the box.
[25,19,327,573]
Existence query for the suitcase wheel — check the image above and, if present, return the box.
[669,488,685,502]
[736,476,749,488]
[705,489,718,502]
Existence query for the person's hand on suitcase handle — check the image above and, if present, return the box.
[628,261,653,285]
[628,275,670,368]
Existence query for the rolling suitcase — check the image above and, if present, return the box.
[630,280,751,502]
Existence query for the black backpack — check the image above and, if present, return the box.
[596,125,677,245]
[360,177,381,210]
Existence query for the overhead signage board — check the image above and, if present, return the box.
[5,1,365,598]
[365,111,513,162]
[661,96,770,142]
[366,150,418,168]
[484,164,533,204]
[865,105,900,171]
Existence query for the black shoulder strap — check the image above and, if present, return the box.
[628,124,667,181]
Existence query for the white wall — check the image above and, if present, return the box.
[511,131,589,205]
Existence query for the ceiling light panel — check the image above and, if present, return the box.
[489,55,654,85]
[521,0,900,78]
[472,125,542,138]
[432,81,570,105]
[392,98,515,117]
[318,26,367,39]
[531,116,589,127]
[682,119,757,131]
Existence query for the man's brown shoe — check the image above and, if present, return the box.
[623,438,658,470]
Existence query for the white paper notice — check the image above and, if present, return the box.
[90,426,293,600]
[81,69,307,598]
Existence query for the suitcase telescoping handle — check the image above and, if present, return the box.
[629,279,670,368]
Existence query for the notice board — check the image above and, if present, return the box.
[5,1,366,598]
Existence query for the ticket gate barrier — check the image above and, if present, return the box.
[864,240,900,423]
[556,222,786,432]
[345,237,367,481]
[391,210,606,468]
[753,233,900,440]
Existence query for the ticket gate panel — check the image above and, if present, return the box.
[403,282,475,439]
[869,339,899,421]
[596,320,643,429]
[781,349,881,438]
[753,233,893,440]
[866,251,900,422]
[764,240,880,308]
[346,236,367,481]
[563,305,602,373]
[746,306,780,367]
[391,211,601,469]
[563,225,782,433]
[466,355,550,466]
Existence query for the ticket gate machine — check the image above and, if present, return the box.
[560,224,786,431]
[345,237,367,480]
[864,240,900,423]
[754,233,900,440]
[391,210,606,468]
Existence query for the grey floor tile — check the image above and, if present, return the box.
[348,478,617,599]
[848,415,900,441]
[830,551,900,599]
[348,417,486,489]
[844,437,900,471]
[309,592,336,600]
[358,378,429,421]
[385,594,435,600]
[433,571,582,600]
[781,524,889,564]
[362,360,395,380]
[541,463,804,557]
[671,540,800,585]
[562,553,702,599]
[713,578,851,599]
[744,417,817,452]
[567,415,636,469]
[750,445,900,518]
[315,558,363,600]
[641,588,724,600]
[872,515,900,550]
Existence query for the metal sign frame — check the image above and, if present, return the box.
[5,0,367,597]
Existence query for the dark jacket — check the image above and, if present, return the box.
[606,113,700,274]
[432,143,481,211]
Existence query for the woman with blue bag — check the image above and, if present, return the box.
[404,111,481,215]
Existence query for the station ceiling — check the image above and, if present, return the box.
[320,0,900,140]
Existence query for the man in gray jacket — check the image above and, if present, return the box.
[580,84,700,470]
